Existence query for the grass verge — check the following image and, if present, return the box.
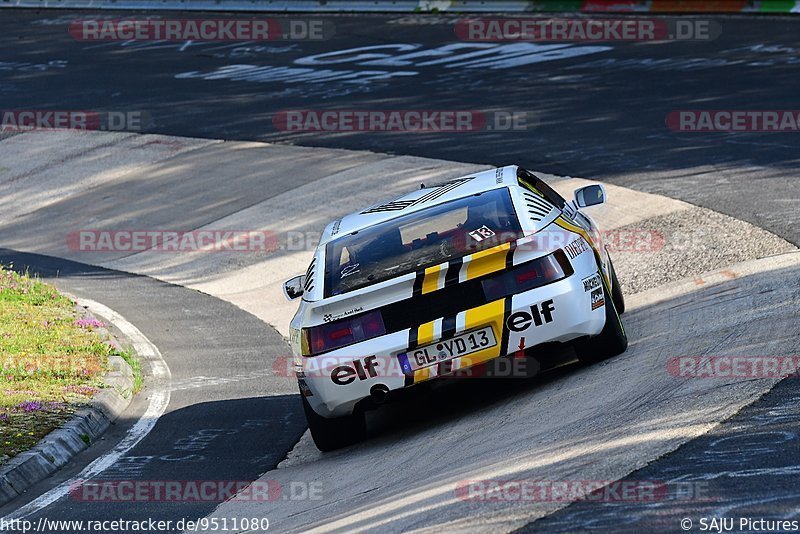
[118,347,143,394]
[0,265,136,463]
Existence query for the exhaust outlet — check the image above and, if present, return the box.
[369,384,389,405]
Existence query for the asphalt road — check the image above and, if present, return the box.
[0,11,798,245]
[523,375,800,533]
[2,9,800,532]
[0,250,306,529]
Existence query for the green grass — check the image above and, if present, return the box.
[0,265,136,462]
[118,346,143,394]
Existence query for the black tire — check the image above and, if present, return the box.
[609,257,625,315]
[301,393,366,452]
[575,276,628,365]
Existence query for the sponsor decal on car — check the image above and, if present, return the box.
[468,225,496,242]
[506,299,555,332]
[591,288,605,310]
[322,306,364,323]
[330,355,379,385]
[298,378,313,397]
[564,237,590,260]
[582,273,602,292]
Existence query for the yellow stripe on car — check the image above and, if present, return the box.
[459,298,506,368]
[421,264,444,295]
[464,242,511,281]
[554,216,596,250]
[554,216,610,286]
[417,319,436,346]
[413,365,433,383]
[409,299,507,386]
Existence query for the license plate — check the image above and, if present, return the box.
[402,327,497,372]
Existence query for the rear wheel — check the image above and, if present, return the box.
[575,276,628,364]
[301,393,366,452]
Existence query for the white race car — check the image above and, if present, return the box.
[284,165,627,451]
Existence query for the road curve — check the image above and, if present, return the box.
[1,130,797,532]
[201,251,800,533]
[0,10,797,245]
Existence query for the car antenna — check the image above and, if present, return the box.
[420,183,426,189]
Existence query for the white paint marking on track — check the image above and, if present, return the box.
[0,297,171,521]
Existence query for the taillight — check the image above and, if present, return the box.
[516,269,539,284]
[482,250,572,301]
[302,310,386,356]
[329,327,352,341]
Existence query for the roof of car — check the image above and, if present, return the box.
[319,165,520,245]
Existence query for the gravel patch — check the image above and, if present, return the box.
[612,206,797,295]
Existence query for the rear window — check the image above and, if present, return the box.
[324,188,523,297]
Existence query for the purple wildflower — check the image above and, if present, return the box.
[74,318,105,329]
[18,401,44,412]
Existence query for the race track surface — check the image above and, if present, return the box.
[0,11,798,244]
[1,10,799,533]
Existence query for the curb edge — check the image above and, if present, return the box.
[0,345,136,506]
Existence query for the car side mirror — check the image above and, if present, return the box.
[574,184,606,208]
[283,275,306,301]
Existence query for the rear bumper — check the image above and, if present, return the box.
[298,263,606,418]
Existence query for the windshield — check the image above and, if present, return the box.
[325,188,523,297]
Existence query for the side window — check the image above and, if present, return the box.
[517,169,566,210]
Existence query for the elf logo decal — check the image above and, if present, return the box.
[591,288,605,310]
[331,355,378,385]
[564,237,590,259]
[507,299,555,332]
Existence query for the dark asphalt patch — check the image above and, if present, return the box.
[520,379,800,532]
[2,10,799,530]
[0,11,798,243]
